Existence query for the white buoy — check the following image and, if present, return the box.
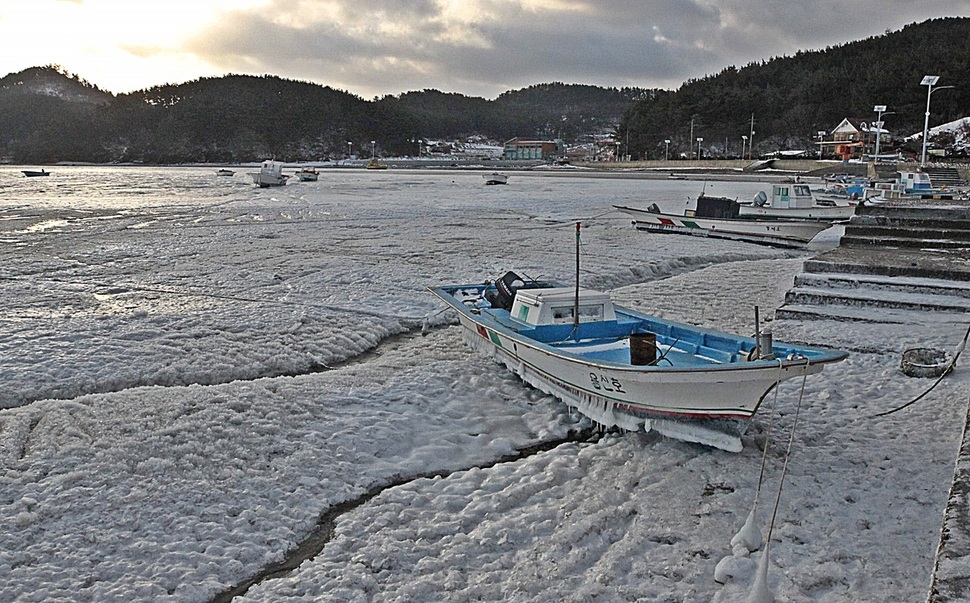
[714,553,756,585]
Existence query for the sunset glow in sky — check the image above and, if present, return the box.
[2,0,967,98]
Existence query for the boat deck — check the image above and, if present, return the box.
[477,307,752,366]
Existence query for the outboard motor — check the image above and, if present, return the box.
[484,271,525,310]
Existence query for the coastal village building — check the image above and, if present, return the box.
[502,138,565,161]
[819,117,892,160]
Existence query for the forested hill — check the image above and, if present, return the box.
[0,67,643,164]
[619,17,970,160]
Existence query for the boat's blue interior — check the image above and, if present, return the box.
[476,306,757,366]
[443,284,839,367]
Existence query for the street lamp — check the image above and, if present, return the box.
[920,76,955,168]
[664,139,670,162]
[872,106,886,161]
[371,140,376,159]
[817,131,826,160]
[741,135,747,160]
[696,137,703,161]
[347,140,352,158]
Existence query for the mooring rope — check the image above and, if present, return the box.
[764,358,812,547]
[754,359,786,505]
[873,323,970,418]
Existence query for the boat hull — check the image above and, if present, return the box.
[614,204,833,248]
[738,204,855,220]
[432,283,846,451]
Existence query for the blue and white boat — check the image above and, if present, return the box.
[432,265,846,451]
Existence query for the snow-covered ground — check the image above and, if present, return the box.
[1,166,968,602]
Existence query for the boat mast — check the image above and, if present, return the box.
[574,221,581,329]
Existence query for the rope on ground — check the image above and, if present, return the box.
[872,324,970,418]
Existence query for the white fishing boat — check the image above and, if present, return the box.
[483,172,508,185]
[430,226,847,452]
[248,160,288,187]
[739,183,857,220]
[614,195,836,248]
[295,167,318,181]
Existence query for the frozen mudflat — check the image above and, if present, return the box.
[1,166,968,602]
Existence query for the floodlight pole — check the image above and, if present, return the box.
[920,76,954,168]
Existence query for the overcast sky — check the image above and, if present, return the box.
[2,1,966,99]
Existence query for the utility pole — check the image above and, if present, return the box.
[748,114,756,160]
[689,118,695,159]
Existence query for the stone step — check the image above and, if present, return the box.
[793,272,970,299]
[846,224,970,239]
[854,205,970,223]
[784,286,970,314]
[839,235,970,249]
[775,302,968,324]
[802,247,970,282]
[849,216,970,232]
[923,167,967,187]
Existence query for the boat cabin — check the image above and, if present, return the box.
[897,171,933,192]
[755,184,815,208]
[510,287,617,327]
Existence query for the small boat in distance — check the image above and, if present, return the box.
[615,195,837,249]
[215,168,235,176]
[248,160,288,187]
[483,172,508,185]
[295,167,318,181]
[22,169,50,177]
[431,236,847,451]
[366,158,388,170]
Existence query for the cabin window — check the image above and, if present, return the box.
[551,304,605,323]
[517,306,530,322]
[552,306,574,321]
[793,185,811,197]
[774,186,788,197]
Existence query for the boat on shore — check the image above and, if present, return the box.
[22,169,50,177]
[295,167,318,181]
[615,195,837,248]
[739,183,857,220]
[248,160,288,187]
[483,172,508,185]
[431,262,847,452]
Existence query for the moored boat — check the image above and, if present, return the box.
[740,183,857,220]
[22,169,50,177]
[431,266,847,452]
[215,168,235,176]
[295,167,318,181]
[615,195,836,248]
[248,160,288,187]
[483,172,508,185]
[366,158,388,170]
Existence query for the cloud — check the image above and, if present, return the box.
[23,0,969,98]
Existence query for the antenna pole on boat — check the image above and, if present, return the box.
[574,221,581,330]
